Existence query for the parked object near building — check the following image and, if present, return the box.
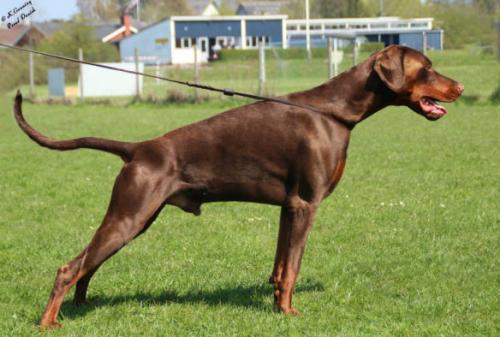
[48,68,65,97]
[79,62,144,97]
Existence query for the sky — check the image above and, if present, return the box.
[0,0,78,22]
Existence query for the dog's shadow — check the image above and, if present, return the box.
[60,278,324,319]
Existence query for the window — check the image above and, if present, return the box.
[246,36,270,48]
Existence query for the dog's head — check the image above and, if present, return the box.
[373,45,464,121]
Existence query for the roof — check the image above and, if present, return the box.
[0,24,44,45]
[93,24,121,40]
[236,1,288,15]
[102,26,138,43]
[191,0,218,15]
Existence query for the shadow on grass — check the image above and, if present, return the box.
[60,278,324,319]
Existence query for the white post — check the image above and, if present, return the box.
[29,51,34,99]
[422,31,427,55]
[353,38,358,65]
[137,0,141,22]
[328,38,333,79]
[305,0,311,60]
[78,48,83,98]
[241,19,247,49]
[193,44,199,101]
[156,60,160,85]
[134,48,140,97]
[258,40,266,95]
[333,37,338,76]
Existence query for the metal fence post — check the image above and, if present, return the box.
[258,40,266,96]
[134,48,140,98]
[353,38,358,66]
[193,43,199,101]
[334,38,339,76]
[422,32,428,55]
[328,38,333,79]
[29,51,34,99]
[156,60,160,85]
[78,48,83,99]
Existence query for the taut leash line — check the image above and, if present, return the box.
[0,43,321,112]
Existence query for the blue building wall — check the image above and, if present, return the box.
[399,30,442,51]
[289,30,442,51]
[426,31,442,50]
[246,20,283,44]
[175,20,241,38]
[120,20,171,65]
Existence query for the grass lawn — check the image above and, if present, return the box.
[0,49,498,336]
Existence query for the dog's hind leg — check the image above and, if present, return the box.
[39,163,173,329]
[73,203,165,306]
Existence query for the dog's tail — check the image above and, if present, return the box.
[13,91,134,162]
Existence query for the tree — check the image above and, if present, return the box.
[77,0,122,22]
[141,0,192,23]
[36,20,120,82]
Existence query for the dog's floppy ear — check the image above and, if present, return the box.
[374,46,406,93]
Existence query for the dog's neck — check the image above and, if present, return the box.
[288,56,396,128]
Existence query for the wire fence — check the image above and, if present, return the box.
[1,44,498,105]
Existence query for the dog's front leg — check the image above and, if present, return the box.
[270,207,291,308]
[274,198,317,315]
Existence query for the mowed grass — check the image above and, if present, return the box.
[0,50,499,336]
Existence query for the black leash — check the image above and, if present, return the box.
[1,43,356,129]
[0,43,323,112]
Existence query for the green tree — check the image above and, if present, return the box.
[95,0,121,21]
[36,20,119,82]
[218,0,235,16]
[141,0,192,23]
[77,0,122,22]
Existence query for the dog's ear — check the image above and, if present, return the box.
[374,46,406,93]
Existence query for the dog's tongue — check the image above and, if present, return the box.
[420,97,447,116]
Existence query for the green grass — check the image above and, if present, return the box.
[0,49,499,336]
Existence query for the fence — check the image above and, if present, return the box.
[2,43,496,104]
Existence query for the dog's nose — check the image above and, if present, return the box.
[457,83,464,94]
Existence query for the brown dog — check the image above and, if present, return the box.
[13,45,463,329]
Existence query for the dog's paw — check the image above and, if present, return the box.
[40,320,63,330]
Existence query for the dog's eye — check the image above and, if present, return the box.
[425,64,432,70]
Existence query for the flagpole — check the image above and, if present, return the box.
[137,0,140,22]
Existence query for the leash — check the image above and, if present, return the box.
[0,43,355,129]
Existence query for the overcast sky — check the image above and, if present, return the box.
[0,0,78,22]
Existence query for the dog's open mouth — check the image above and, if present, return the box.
[419,97,447,120]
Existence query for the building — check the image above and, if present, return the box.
[287,17,443,51]
[119,15,287,64]
[101,15,138,44]
[191,0,220,16]
[236,1,288,15]
[119,15,443,65]
[0,24,45,47]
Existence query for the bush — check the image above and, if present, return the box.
[0,49,29,93]
[490,83,500,104]
[360,42,384,53]
[219,47,331,62]
[36,20,119,83]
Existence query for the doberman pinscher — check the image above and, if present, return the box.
[13,45,463,329]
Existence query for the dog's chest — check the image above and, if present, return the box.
[326,159,346,196]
